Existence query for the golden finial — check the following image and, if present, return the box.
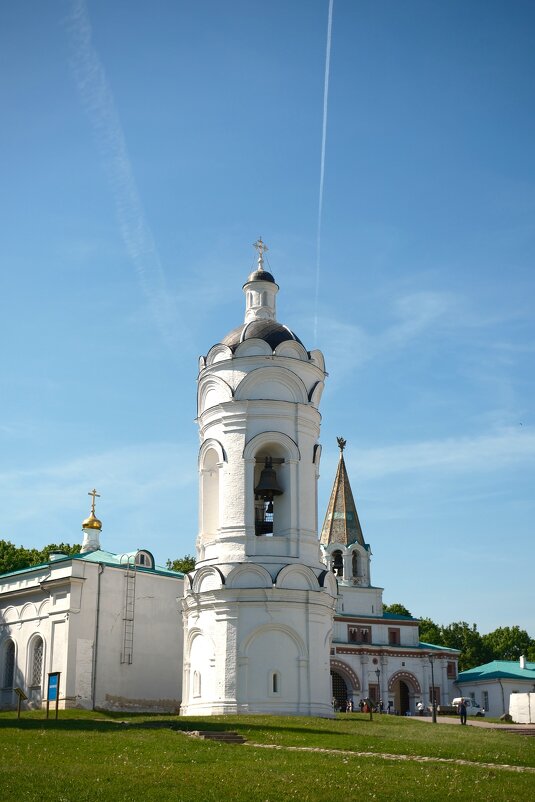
[82,488,102,530]
[337,436,346,453]
[253,237,268,270]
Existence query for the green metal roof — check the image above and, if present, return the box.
[419,641,461,654]
[457,659,535,683]
[0,549,184,580]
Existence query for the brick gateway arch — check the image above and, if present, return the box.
[388,670,421,715]
[330,660,361,710]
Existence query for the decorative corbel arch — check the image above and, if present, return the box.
[308,381,325,407]
[205,343,233,366]
[274,564,319,591]
[243,431,300,462]
[234,338,273,358]
[330,659,361,692]
[191,565,226,594]
[235,366,308,404]
[273,340,309,361]
[388,670,421,694]
[197,375,233,415]
[226,564,273,589]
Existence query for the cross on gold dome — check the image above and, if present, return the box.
[253,237,268,270]
[88,488,100,515]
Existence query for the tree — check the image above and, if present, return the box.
[383,602,412,617]
[0,540,81,575]
[166,554,196,573]
[418,617,444,646]
[440,621,492,671]
[482,626,533,662]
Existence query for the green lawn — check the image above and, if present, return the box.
[1,710,534,801]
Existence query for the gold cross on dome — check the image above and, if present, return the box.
[88,488,101,515]
[253,237,268,269]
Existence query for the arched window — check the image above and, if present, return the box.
[2,640,15,689]
[30,636,44,687]
[135,550,154,569]
[193,670,201,698]
[270,671,281,695]
[352,551,359,577]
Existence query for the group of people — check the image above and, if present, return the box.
[332,698,386,713]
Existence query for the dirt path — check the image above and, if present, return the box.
[244,741,535,774]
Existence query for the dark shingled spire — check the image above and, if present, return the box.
[320,438,365,547]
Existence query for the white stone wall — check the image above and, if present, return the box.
[456,679,535,718]
[0,557,184,712]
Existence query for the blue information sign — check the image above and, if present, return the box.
[46,672,61,719]
[48,673,59,702]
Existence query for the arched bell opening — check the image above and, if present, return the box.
[331,549,343,577]
[253,445,286,536]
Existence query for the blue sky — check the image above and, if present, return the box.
[1,0,534,636]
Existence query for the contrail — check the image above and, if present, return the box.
[314,0,334,345]
[66,0,176,348]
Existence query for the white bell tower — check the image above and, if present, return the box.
[181,240,337,717]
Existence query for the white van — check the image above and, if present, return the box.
[452,697,485,716]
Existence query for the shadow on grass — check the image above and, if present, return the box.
[0,711,380,738]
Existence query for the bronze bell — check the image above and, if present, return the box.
[254,457,283,501]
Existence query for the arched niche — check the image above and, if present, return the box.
[205,343,233,366]
[274,340,309,361]
[240,623,307,660]
[199,439,226,543]
[234,366,308,404]
[38,600,50,617]
[234,338,273,358]
[226,564,273,589]
[274,564,319,591]
[197,375,233,415]
[186,629,215,704]
[21,603,37,621]
[2,606,18,624]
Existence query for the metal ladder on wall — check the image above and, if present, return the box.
[120,554,136,664]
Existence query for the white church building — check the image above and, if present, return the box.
[1,240,459,715]
[0,494,184,712]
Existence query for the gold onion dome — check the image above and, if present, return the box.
[82,511,102,530]
[82,488,102,530]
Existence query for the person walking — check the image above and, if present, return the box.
[459,699,467,725]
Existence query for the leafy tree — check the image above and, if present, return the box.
[418,617,444,646]
[0,540,81,574]
[440,621,492,671]
[482,626,532,662]
[166,554,196,573]
[383,602,412,617]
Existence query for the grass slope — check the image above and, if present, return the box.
[1,711,534,801]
